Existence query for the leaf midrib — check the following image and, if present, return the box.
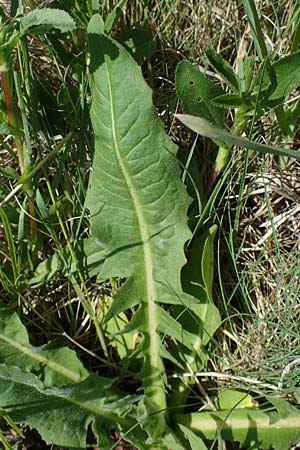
[0,335,83,383]
[0,366,127,424]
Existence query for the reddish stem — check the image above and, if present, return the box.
[1,70,24,172]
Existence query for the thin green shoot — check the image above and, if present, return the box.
[176,114,300,160]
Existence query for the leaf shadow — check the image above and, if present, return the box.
[88,32,119,74]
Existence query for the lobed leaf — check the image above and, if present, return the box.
[0,308,88,387]
[0,364,145,450]
[87,15,197,428]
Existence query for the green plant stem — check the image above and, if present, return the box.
[0,431,13,450]
[0,207,19,284]
[242,0,268,60]
[176,409,300,442]
[13,69,39,249]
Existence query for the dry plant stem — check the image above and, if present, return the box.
[172,371,279,392]
[278,358,300,391]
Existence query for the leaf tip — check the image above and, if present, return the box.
[175,114,218,140]
[87,13,105,35]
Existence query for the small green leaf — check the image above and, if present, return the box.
[268,397,300,420]
[215,390,257,410]
[176,114,300,160]
[243,55,256,94]
[104,0,128,33]
[30,237,105,284]
[20,8,76,35]
[176,225,221,371]
[100,296,136,359]
[211,92,244,109]
[201,225,217,302]
[29,252,61,284]
[0,123,14,135]
[0,166,19,179]
[182,225,217,302]
[175,60,225,127]
[213,144,231,175]
[91,0,100,13]
[205,47,240,92]
[116,27,155,64]
[178,425,208,450]
[0,24,20,71]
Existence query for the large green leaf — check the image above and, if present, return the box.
[0,364,146,450]
[87,14,195,427]
[0,309,149,449]
[0,308,88,387]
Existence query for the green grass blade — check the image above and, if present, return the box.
[104,0,128,32]
[0,431,13,450]
[176,114,300,160]
[0,207,18,283]
[242,0,268,59]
